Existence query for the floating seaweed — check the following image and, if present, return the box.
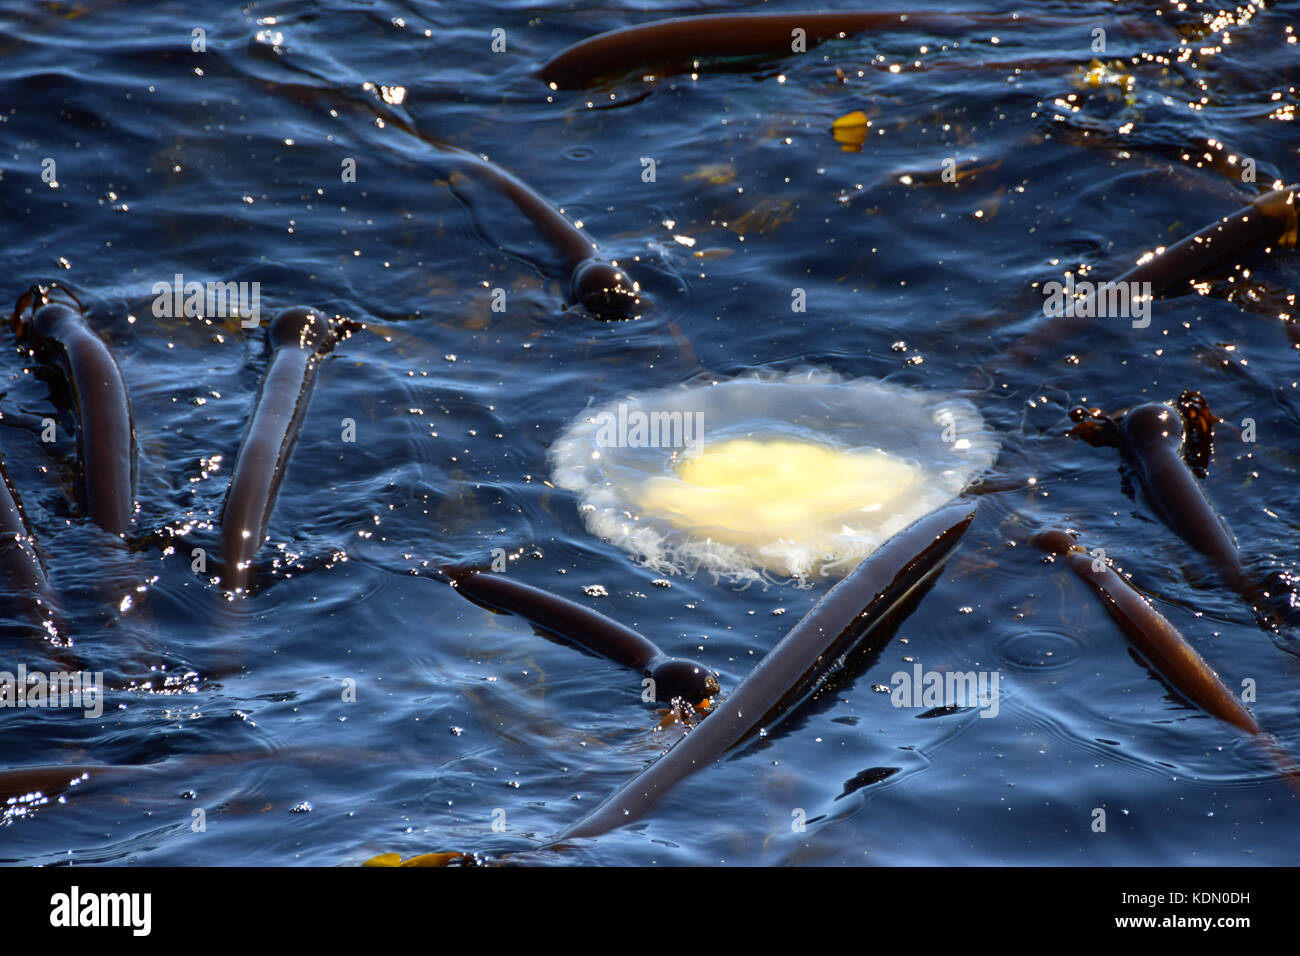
[251,69,641,321]
[0,453,63,644]
[9,285,137,537]
[1068,394,1299,634]
[438,150,643,321]
[554,502,976,842]
[5,5,1299,872]
[1008,185,1299,363]
[218,306,339,594]
[1032,529,1300,790]
[1111,186,1297,298]
[447,568,719,704]
[1068,398,1246,593]
[365,502,973,862]
[539,11,1102,89]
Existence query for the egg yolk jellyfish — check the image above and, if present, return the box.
[549,369,999,585]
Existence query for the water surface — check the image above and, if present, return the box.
[2,0,1299,865]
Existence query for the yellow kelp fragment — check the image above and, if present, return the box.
[831,110,871,152]
[1074,58,1136,104]
[400,852,469,867]
[362,851,471,867]
[685,162,737,185]
[728,198,797,235]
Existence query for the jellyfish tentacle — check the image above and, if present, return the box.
[447,568,719,704]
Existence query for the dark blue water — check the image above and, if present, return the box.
[2,0,1299,865]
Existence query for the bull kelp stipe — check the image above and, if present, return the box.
[539,11,1092,89]
[449,568,719,703]
[10,285,137,537]
[1032,529,1300,791]
[219,306,338,595]
[554,502,976,841]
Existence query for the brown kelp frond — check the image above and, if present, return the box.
[448,568,719,705]
[217,306,339,595]
[1030,528,1260,736]
[538,11,1154,89]
[1176,390,1218,478]
[1067,404,1122,447]
[555,502,976,842]
[1032,528,1300,792]
[9,281,85,339]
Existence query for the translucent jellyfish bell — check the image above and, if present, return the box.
[549,369,999,586]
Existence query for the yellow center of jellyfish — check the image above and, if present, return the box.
[634,438,921,535]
